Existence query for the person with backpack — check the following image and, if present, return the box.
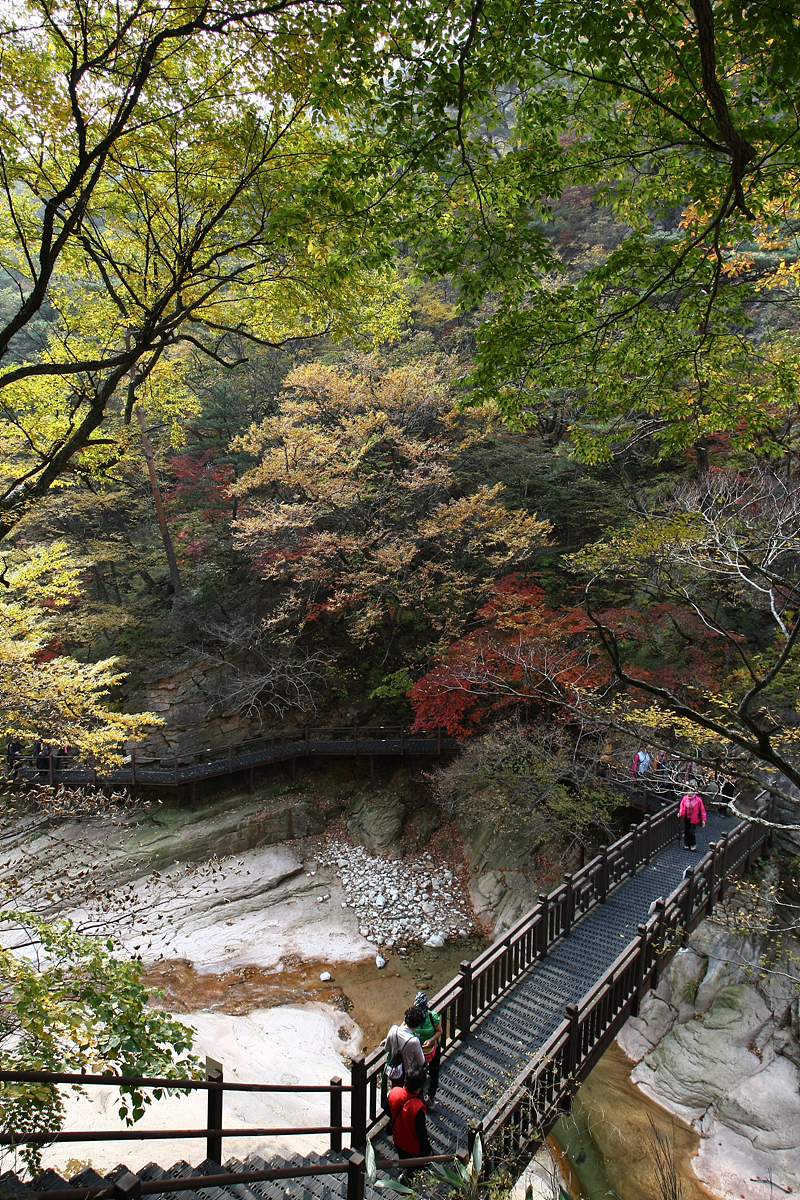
[5,735,22,777]
[413,990,441,1110]
[388,1064,430,1173]
[679,789,706,851]
[383,1006,425,1091]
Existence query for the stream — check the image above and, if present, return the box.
[549,1043,718,1200]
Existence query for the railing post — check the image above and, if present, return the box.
[653,898,666,973]
[458,959,473,1039]
[718,832,730,898]
[400,728,405,756]
[113,1172,142,1200]
[538,894,550,958]
[645,814,653,864]
[349,1055,367,1151]
[330,1075,343,1153]
[629,823,638,875]
[205,1056,223,1165]
[563,874,574,937]
[565,1003,580,1084]
[706,841,717,917]
[598,845,609,903]
[632,923,648,1016]
[346,1152,366,1200]
[681,866,694,945]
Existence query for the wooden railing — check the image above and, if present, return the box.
[476,801,771,1178]
[0,1057,351,1161]
[350,802,681,1144]
[9,725,458,793]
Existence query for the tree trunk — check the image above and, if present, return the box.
[695,436,710,478]
[135,405,183,598]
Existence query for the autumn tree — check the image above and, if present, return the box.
[429,721,617,867]
[575,465,800,803]
[0,0,561,545]
[409,575,603,736]
[0,912,198,1173]
[415,465,800,810]
[0,0,414,539]
[227,356,549,713]
[391,2,800,470]
[0,543,157,759]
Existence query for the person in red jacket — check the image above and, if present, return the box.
[388,1064,430,1173]
[679,790,707,851]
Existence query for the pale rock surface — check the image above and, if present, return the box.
[632,984,772,1123]
[509,1146,561,1199]
[38,1004,360,1178]
[617,911,800,1200]
[2,842,377,971]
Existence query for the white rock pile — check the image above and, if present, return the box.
[315,839,475,949]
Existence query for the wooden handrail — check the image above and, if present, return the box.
[476,801,771,1177]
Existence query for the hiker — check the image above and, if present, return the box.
[383,1006,425,1091]
[35,740,51,779]
[629,748,651,777]
[388,1064,430,1173]
[679,789,706,851]
[413,990,442,1110]
[5,735,22,777]
[53,743,69,773]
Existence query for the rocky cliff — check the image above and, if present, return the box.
[617,873,800,1199]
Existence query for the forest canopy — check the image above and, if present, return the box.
[1,0,800,805]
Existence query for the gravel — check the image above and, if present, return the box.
[315,839,475,949]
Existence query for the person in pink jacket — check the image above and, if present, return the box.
[679,791,707,850]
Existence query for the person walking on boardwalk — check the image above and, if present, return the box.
[388,1064,430,1174]
[413,990,442,1110]
[679,789,706,851]
[383,1006,425,1089]
[5,735,22,777]
[35,739,50,778]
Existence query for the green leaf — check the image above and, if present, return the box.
[471,1133,482,1178]
[373,1180,415,1194]
[431,1164,465,1189]
[365,1137,377,1183]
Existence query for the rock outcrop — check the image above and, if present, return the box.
[128,654,258,762]
[618,913,800,1198]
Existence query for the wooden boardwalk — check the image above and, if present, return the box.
[393,810,736,1159]
[16,727,459,796]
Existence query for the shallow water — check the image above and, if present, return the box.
[144,935,488,1052]
[552,1043,719,1200]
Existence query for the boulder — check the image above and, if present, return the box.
[346,791,406,859]
[406,804,441,846]
[617,993,677,1063]
[632,983,773,1123]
